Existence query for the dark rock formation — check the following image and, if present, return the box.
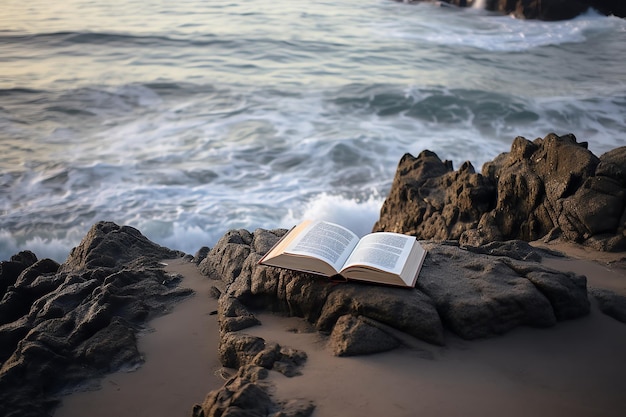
[192,364,315,417]
[404,0,626,20]
[194,226,591,415]
[374,133,626,252]
[0,222,189,417]
[193,323,311,416]
[204,228,589,347]
[330,314,401,356]
[419,241,589,338]
[590,288,626,323]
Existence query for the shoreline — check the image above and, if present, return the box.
[54,258,224,417]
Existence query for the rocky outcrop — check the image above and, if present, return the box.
[192,364,315,417]
[374,133,626,252]
[202,228,590,347]
[194,226,591,415]
[498,0,626,19]
[405,0,626,20]
[0,222,189,417]
[590,288,626,323]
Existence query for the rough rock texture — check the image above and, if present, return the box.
[427,0,626,20]
[374,134,626,252]
[195,227,591,415]
[0,222,189,417]
[330,314,401,356]
[192,364,315,417]
[205,228,589,347]
[193,330,311,416]
[590,288,626,323]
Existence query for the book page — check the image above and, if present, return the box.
[285,221,359,273]
[342,232,415,275]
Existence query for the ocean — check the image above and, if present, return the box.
[1,0,625,262]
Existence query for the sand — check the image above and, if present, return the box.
[55,245,626,417]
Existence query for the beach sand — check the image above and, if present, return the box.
[55,245,626,417]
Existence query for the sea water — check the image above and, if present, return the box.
[1,0,625,261]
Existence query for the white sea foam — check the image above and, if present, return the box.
[1,0,624,263]
[383,8,619,52]
[281,193,385,238]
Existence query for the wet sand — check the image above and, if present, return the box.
[55,245,626,417]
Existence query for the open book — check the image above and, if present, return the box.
[259,220,427,288]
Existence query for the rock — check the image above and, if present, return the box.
[218,333,267,369]
[315,283,444,346]
[218,332,307,377]
[10,250,38,266]
[193,365,275,417]
[0,222,190,417]
[462,240,546,262]
[59,221,181,273]
[329,315,400,356]
[207,226,591,345]
[419,242,589,339]
[218,296,261,333]
[1,251,39,299]
[273,399,316,417]
[199,229,253,282]
[193,361,315,417]
[373,151,495,241]
[193,246,211,265]
[434,0,626,19]
[505,261,590,320]
[418,243,554,339]
[198,333,311,417]
[374,134,626,252]
[590,288,626,323]
[204,229,444,347]
[200,224,593,416]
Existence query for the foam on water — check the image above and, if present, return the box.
[1,0,625,262]
[384,8,621,52]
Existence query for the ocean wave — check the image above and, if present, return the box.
[0,31,189,48]
[383,8,624,52]
[0,29,347,56]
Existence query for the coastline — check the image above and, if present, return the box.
[54,258,224,417]
[54,243,626,417]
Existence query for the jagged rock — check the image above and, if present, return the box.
[374,134,626,252]
[373,151,495,241]
[218,333,268,369]
[59,221,180,273]
[194,366,274,417]
[193,246,211,265]
[199,229,253,282]
[218,296,261,333]
[205,229,444,348]
[329,314,400,356]
[218,333,306,378]
[201,224,593,417]
[192,364,313,417]
[0,251,40,299]
[590,288,626,323]
[205,227,590,346]
[0,221,189,417]
[192,362,315,417]
[435,0,626,20]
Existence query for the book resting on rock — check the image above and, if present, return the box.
[259,220,427,288]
